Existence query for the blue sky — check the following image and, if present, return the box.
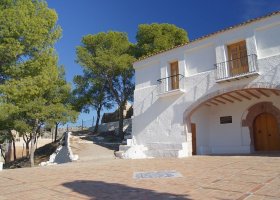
[46,0,280,125]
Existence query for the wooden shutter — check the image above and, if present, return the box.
[170,61,179,90]
[227,41,249,76]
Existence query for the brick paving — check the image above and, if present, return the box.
[0,154,279,199]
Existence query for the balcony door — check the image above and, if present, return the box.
[170,61,179,90]
[227,41,249,76]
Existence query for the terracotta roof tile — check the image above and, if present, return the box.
[135,10,280,63]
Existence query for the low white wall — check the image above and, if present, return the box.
[90,119,132,134]
[40,132,78,166]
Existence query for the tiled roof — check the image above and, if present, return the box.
[135,10,280,63]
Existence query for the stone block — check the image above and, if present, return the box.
[119,145,131,151]
[144,149,180,158]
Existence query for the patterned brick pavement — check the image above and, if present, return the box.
[0,155,279,199]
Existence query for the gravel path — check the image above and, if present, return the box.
[69,135,116,162]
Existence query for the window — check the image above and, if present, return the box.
[170,61,179,90]
[227,41,249,76]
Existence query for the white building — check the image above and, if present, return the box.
[120,11,280,159]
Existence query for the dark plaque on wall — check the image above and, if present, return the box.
[220,116,232,124]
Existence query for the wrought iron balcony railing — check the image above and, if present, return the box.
[157,74,185,95]
[215,54,258,81]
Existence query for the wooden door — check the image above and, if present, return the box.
[253,113,280,151]
[191,123,197,155]
[170,61,179,90]
[227,41,249,76]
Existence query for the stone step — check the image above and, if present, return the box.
[119,145,131,151]
[124,131,132,136]
[124,134,132,139]
[145,143,184,150]
[114,151,124,158]
[124,123,132,134]
[144,149,180,158]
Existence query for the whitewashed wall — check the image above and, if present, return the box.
[184,43,216,76]
[129,13,280,158]
[255,20,280,58]
[135,61,161,89]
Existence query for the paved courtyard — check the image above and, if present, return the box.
[0,154,280,200]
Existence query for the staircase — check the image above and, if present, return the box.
[115,142,189,159]
[122,122,132,142]
[143,143,188,158]
[114,120,133,157]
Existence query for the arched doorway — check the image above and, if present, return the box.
[253,113,280,151]
[184,87,280,155]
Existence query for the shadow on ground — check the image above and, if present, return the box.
[210,152,280,157]
[62,180,190,200]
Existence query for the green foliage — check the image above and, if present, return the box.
[76,31,136,104]
[76,31,135,136]
[73,73,112,112]
[0,0,61,80]
[76,32,135,75]
[135,23,189,58]
[0,0,76,166]
[72,71,112,133]
[45,66,78,127]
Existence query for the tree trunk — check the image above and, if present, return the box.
[54,122,59,142]
[12,137,16,161]
[30,119,39,167]
[51,127,54,142]
[23,133,30,157]
[0,145,6,163]
[26,141,30,157]
[118,104,125,140]
[30,136,35,167]
[93,105,102,134]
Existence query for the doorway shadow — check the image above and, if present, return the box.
[62,180,190,200]
[206,152,280,157]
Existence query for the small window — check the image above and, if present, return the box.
[220,116,232,124]
[170,61,179,90]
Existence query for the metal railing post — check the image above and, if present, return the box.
[215,54,257,81]
[157,74,185,94]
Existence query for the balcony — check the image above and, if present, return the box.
[215,54,259,82]
[157,74,185,97]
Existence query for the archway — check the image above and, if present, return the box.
[242,102,280,151]
[184,86,280,155]
[184,84,280,133]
